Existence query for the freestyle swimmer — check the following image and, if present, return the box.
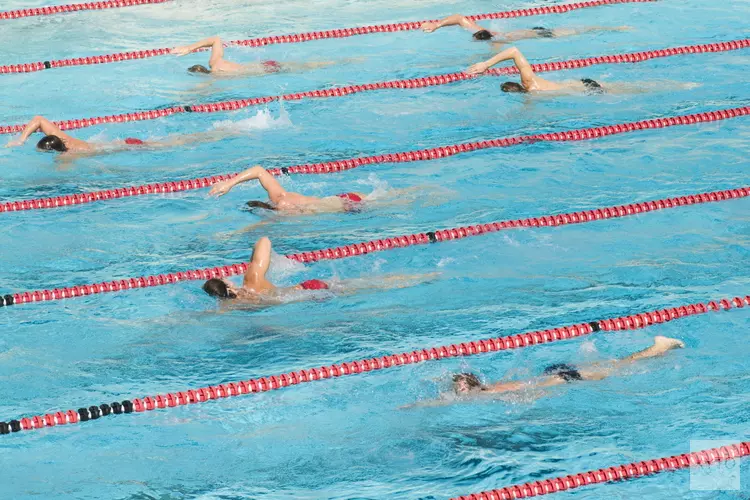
[420,14,629,44]
[424,336,684,406]
[202,236,436,306]
[6,115,95,153]
[467,46,610,94]
[209,165,367,214]
[172,36,336,75]
[6,115,253,156]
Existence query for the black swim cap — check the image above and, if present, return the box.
[188,64,211,74]
[501,82,528,93]
[473,29,493,41]
[36,135,67,152]
[202,278,237,299]
[246,200,276,211]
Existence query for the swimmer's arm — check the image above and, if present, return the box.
[209,165,286,199]
[243,236,272,286]
[467,46,535,84]
[552,26,632,37]
[482,380,529,394]
[11,116,72,146]
[399,399,454,410]
[422,14,484,33]
[173,36,225,68]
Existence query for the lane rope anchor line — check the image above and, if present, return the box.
[2,105,747,214]
[1,294,747,435]
[1,39,746,132]
[0,0,171,20]
[0,0,655,72]
[1,186,748,307]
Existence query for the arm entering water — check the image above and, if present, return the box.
[7,116,73,147]
[421,14,486,33]
[172,36,226,69]
[467,46,536,88]
[209,165,287,201]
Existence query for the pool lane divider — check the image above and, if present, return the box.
[0,39,746,134]
[2,105,747,214]
[0,0,654,73]
[0,0,170,20]
[0,186,747,308]
[1,294,748,435]
[451,441,750,500]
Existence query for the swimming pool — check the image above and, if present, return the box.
[1,0,749,497]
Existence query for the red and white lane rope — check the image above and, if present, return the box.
[2,294,748,435]
[1,186,747,308]
[0,0,170,20]
[0,0,653,73]
[1,39,746,133]
[451,441,750,500]
[2,106,747,214]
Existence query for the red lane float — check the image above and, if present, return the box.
[1,186,747,308]
[2,106,747,214]
[1,39,746,130]
[452,442,750,500]
[2,294,748,435]
[0,0,654,73]
[0,0,170,20]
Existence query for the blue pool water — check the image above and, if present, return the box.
[1,0,749,498]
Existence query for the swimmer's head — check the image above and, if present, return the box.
[36,135,67,152]
[188,64,211,74]
[501,82,528,93]
[202,278,238,299]
[453,373,483,393]
[246,200,277,211]
[473,30,493,41]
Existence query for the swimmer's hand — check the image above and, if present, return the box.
[209,179,235,197]
[421,22,439,33]
[467,62,489,75]
[171,46,193,56]
[5,139,23,148]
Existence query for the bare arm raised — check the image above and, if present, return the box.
[209,165,286,202]
[421,14,486,34]
[8,116,72,147]
[242,236,273,289]
[467,46,535,84]
[172,36,226,70]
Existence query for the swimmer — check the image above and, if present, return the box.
[171,36,336,75]
[5,115,255,156]
[408,336,684,408]
[202,236,437,306]
[467,46,611,94]
[209,165,367,214]
[5,115,95,154]
[420,15,629,45]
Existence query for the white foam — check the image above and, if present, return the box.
[268,250,306,280]
[360,173,390,200]
[437,257,455,268]
[211,106,292,133]
[579,340,599,354]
